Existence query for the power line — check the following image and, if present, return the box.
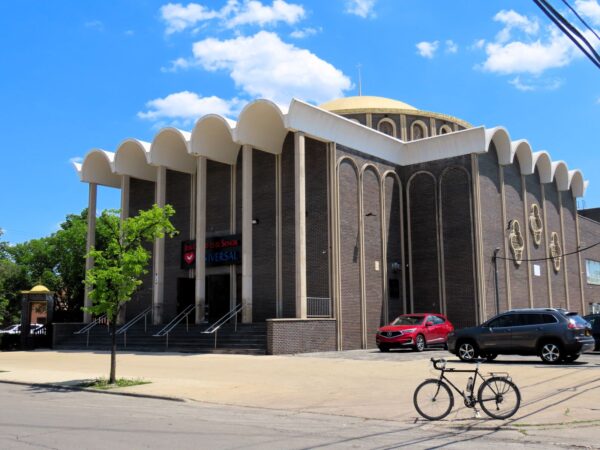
[493,239,600,263]
[560,0,600,42]
[532,0,600,70]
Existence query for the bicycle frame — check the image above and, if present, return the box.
[434,363,486,404]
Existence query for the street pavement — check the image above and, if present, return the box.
[0,349,599,448]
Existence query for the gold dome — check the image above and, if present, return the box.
[319,96,418,114]
[21,285,52,294]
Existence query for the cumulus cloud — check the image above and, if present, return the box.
[345,0,377,19]
[445,40,458,54]
[138,91,242,123]
[576,0,600,26]
[290,27,320,39]
[416,40,439,59]
[160,0,305,33]
[191,31,352,106]
[493,10,539,43]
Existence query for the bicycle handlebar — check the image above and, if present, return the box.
[430,358,447,370]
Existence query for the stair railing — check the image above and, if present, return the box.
[202,303,244,349]
[73,314,108,348]
[116,307,152,348]
[152,304,196,349]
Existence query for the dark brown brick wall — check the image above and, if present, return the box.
[478,145,507,318]
[252,150,277,322]
[363,167,384,347]
[163,169,192,321]
[544,182,567,308]
[206,160,231,236]
[525,170,550,307]
[504,161,529,309]
[384,174,404,320]
[127,177,155,319]
[440,167,477,328]
[266,319,336,354]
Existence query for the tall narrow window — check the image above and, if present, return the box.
[377,118,396,137]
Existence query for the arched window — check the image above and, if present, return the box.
[411,121,428,140]
[377,118,396,137]
[439,125,452,135]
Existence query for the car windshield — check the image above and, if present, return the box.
[568,315,589,327]
[391,316,424,326]
[3,325,18,331]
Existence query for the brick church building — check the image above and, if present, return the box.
[74,96,600,353]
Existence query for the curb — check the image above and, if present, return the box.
[0,379,186,403]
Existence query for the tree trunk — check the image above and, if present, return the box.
[109,312,117,384]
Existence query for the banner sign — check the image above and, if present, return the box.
[181,235,242,269]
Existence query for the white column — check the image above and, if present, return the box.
[195,157,207,323]
[295,132,307,319]
[242,145,253,323]
[118,176,130,324]
[83,183,97,323]
[153,166,166,324]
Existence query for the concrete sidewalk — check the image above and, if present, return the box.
[1,350,599,441]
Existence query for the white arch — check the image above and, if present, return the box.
[552,161,570,191]
[235,99,288,154]
[191,114,240,165]
[150,127,195,174]
[569,170,586,197]
[512,140,534,175]
[485,127,512,165]
[532,151,553,183]
[114,139,156,181]
[79,149,120,187]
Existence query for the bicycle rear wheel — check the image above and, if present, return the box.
[477,376,521,419]
[413,379,454,420]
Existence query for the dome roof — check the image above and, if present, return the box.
[319,96,418,113]
[21,284,52,294]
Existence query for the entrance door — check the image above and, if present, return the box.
[207,274,230,323]
[177,278,195,314]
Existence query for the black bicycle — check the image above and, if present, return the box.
[413,358,521,420]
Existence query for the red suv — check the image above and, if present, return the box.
[376,313,454,352]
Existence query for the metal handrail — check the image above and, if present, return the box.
[73,314,108,335]
[73,314,108,348]
[202,303,244,349]
[116,307,152,348]
[153,304,196,348]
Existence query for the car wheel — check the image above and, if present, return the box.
[562,354,580,363]
[378,345,390,353]
[484,353,497,362]
[414,334,426,352]
[540,342,562,364]
[457,341,477,362]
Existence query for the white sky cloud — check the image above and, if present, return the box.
[290,27,320,39]
[138,91,241,123]
[445,40,458,54]
[84,20,104,31]
[345,0,376,19]
[493,10,539,43]
[161,0,305,33]
[416,40,439,59]
[509,76,562,91]
[576,0,600,26]
[191,31,352,106]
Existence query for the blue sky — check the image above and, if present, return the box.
[1,0,599,244]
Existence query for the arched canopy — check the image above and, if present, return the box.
[512,140,534,175]
[570,170,586,197]
[114,139,156,181]
[191,115,240,165]
[150,128,195,174]
[485,127,512,165]
[79,149,120,187]
[533,151,553,183]
[235,100,288,154]
[552,161,570,191]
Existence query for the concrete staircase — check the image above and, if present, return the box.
[54,322,267,355]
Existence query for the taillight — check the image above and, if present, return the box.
[567,319,584,330]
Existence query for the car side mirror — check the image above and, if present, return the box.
[426,321,433,327]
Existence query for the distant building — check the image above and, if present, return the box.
[74,96,600,353]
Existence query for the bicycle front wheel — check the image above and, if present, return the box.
[477,376,521,419]
[413,379,454,420]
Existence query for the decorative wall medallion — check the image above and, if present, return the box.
[509,220,524,266]
[549,232,562,272]
[529,204,543,246]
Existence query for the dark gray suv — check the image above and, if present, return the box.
[447,308,595,364]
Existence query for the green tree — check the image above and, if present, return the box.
[84,204,176,383]
[0,230,26,326]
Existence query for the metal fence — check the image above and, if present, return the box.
[307,297,332,318]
